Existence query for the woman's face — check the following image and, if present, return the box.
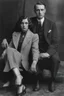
[20,18,29,32]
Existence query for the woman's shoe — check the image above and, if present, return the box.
[3,81,10,88]
[16,84,26,96]
[0,81,10,89]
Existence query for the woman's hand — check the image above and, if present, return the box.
[30,61,37,73]
[1,39,8,48]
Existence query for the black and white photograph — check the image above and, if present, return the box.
[0,0,64,96]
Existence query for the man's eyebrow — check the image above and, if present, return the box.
[36,9,44,10]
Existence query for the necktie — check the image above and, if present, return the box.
[17,34,25,52]
[37,21,41,33]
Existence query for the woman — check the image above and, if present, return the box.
[1,16,39,96]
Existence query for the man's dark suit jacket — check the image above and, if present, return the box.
[30,17,60,61]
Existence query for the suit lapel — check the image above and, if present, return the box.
[21,29,31,50]
[44,18,51,44]
[13,32,21,49]
[33,17,51,44]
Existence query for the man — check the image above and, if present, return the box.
[1,16,39,95]
[30,1,60,92]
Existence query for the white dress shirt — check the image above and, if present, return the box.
[37,17,45,26]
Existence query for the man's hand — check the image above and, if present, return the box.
[30,61,37,73]
[40,53,50,58]
[1,39,8,48]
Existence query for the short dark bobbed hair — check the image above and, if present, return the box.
[18,16,31,25]
[14,16,32,31]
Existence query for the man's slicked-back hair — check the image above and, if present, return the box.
[34,1,46,12]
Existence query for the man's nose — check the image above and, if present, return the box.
[39,10,41,14]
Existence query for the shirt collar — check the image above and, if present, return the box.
[37,17,45,26]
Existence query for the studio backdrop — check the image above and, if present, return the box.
[0,0,64,60]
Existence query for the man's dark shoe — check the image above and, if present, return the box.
[48,81,55,92]
[33,80,40,91]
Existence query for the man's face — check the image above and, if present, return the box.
[35,4,46,19]
[20,18,29,32]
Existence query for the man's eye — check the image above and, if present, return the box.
[36,9,44,11]
[41,9,44,11]
[25,22,28,24]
